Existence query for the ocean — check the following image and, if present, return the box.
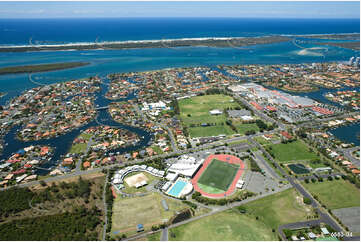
[0,17,360,160]
[0,18,359,45]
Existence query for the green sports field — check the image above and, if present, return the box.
[266,140,319,163]
[303,179,360,209]
[178,94,239,137]
[197,159,239,193]
[169,209,277,241]
[169,189,312,241]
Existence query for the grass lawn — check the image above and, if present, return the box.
[179,94,239,137]
[69,143,87,154]
[122,172,159,194]
[233,121,260,135]
[150,145,164,155]
[266,140,319,163]
[254,136,278,146]
[242,188,313,229]
[68,133,92,154]
[111,192,188,236]
[228,139,249,146]
[146,232,161,241]
[179,94,238,125]
[169,209,277,241]
[197,183,225,194]
[303,179,360,209]
[197,159,239,192]
[188,125,234,137]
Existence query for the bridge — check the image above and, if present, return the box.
[95,106,109,110]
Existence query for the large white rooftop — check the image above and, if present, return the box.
[168,155,204,177]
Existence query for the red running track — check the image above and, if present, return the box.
[191,154,245,198]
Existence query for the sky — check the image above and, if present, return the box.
[0,1,359,19]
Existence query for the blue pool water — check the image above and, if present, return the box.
[167,180,187,197]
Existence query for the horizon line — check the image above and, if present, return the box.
[0,17,360,20]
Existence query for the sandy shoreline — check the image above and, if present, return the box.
[0,33,358,52]
[0,32,358,48]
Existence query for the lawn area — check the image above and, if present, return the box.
[69,143,87,154]
[179,94,239,125]
[111,192,188,236]
[179,94,240,137]
[303,179,360,209]
[150,145,164,155]
[228,139,249,146]
[254,136,280,146]
[68,133,92,154]
[242,188,313,229]
[146,232,161,241]
[188,125,234,137]
[233,121,260,135]
[169,209,277,241]
[197,159,239,192]
[122,172,159,194]
[266,140,319,163]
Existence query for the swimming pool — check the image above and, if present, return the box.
[167,179,187,197]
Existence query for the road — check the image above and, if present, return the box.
[127,185,291,241]
[338,146,360,168]
[0,128,281,191]
[297,111,359,128]
[102,170,109,241]
[159,121,179,153]
[249,139,282,180]
[250,138,345,233]
[75,135,95,172]
[160,228,168,241]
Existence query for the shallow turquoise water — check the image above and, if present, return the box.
[167,180,187,197]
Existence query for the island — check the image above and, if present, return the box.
[301,33,360,40]
[0,36,290,52]
[0,62,90,75]
[317,41,360,50]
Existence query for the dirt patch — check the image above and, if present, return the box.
[125,173,148,187]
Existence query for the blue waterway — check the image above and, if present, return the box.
[0,18,359,171]
[0,41,359,105]
[329,122,360,146]
[0,18,359,46]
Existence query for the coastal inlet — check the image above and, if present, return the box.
[0,79,153,176]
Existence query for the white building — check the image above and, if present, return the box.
[167,155,204,177]
[209,109,223,115]
[165,172,178,182]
